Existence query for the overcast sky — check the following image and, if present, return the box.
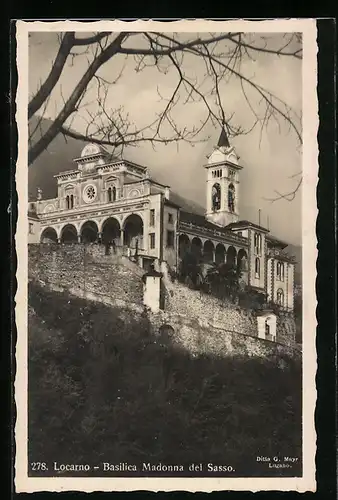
[28,31,302,245]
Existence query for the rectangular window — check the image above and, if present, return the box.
[149,233,155,249]
[167,230,175,248]
[29,222,34,234]
[168,213,173,224]
[150,209,155,226]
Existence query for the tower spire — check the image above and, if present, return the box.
[217,126,230,148]
[217,125,230,148]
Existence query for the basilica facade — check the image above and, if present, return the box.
[28,129,296,311]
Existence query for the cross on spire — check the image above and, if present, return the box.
[217,126,230,148]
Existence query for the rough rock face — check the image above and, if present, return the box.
[28,244,298,359]
[162,277,258,337]
[28,244,144,306]
[149,310,300,361]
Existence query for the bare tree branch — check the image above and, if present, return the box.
[29,32,128,165]
[29,31,302,200]
[28,33,75,119]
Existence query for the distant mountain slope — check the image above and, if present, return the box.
[286,243,302,285]
[28,116,89,200]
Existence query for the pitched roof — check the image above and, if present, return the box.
[168,192,205,215]
[180,210,234,236]
[266,234,288,249]
[225,220,269,233]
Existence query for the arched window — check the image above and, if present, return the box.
[70,194,74,209]
[212,183,221,211]
[108,186,117,202]
[66,195,70,209]
[255,257,260,278]
[254,232,262,254]
[277,288,284,307]
[277,262,285,280]
[228,183,235,212]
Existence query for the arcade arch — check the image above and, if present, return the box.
[226,246,237,267]
[101,217,121,245]
[40,227,58,243]
[123,214,144,249]
[203,240,214,263]
[80,220,99,243]
[178,234,190,258]
[60,224,78,243]
[215,243,226,265]
[191,237,203,259]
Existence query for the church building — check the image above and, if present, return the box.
[28,128,296,311]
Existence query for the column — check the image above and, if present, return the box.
[77,234,81,243]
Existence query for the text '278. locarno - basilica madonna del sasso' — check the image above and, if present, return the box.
[28,128,296,312]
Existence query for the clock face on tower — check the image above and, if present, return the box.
[83,184,97,203]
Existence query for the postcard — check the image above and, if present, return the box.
[15,18,318,492]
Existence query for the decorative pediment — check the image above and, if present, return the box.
[104,175,119,186]
[207,145,241,168]
[227,151,239,165]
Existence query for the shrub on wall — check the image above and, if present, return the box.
[238,287,266,311]
[204,262,242,302]
[178,251,204,288]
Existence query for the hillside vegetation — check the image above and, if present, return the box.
[28,281,302,477]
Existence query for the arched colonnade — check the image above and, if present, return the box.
[39,214,144,249]
[178,233,248,272]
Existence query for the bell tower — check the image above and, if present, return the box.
[205,127,243,227]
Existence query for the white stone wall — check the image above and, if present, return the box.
[257,314,277,340]
[144,276,161,312]
[28,218,41,243]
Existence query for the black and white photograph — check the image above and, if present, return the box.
[15,19,318,493]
